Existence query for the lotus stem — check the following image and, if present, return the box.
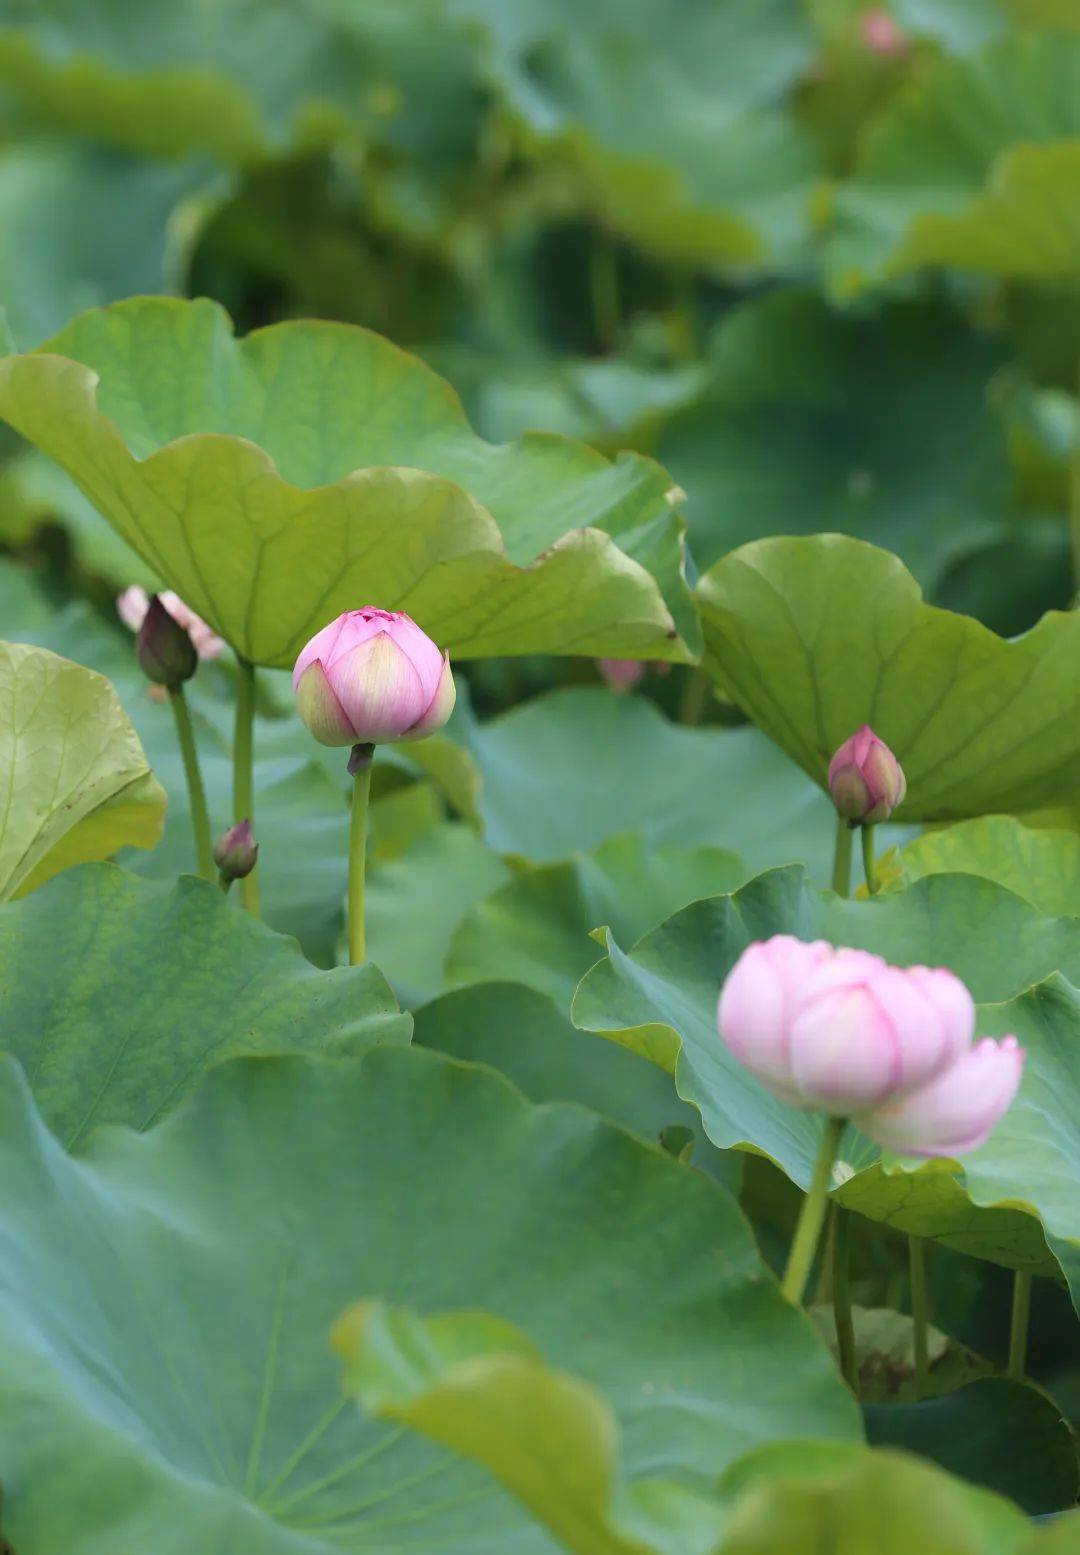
[832,815,853,897]
[1008,1268,1032,1381]
[232,657,261,916]
[782,1115,845,1306]
[168,685,214,883]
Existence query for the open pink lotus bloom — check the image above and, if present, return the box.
[293,608,455,747]
[117,586,224,662]
[718,935,1023,1156]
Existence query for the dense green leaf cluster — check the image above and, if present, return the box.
[3,0,1080,1549]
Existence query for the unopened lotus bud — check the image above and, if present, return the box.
[214,819,258,882]
[135,594,198,689]
[718,936,1024,1156]
[858,8,908,56]
[828,725,906,824]
[598,658,646,693]
[118,586,225,661]
[293,608,455,748]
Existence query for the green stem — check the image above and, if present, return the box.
[832,816,853,897]
[168,686,214,882]
[233,658,261,917]
[1070,351,1080,593]
[1008,1268,1032,1381]
[861,823,879,895]
[347,756,373,966]
[217,871,232,894]
[678,667,709,726]
[832,1206,857,1392]
[781,1115,845,1305]
[589,229,620,353]
[909,1236,929,1400]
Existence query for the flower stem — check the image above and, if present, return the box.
[168,686,214,882]
[1070,350,1080,592]
[832,816,853,897]
[782,1115,845,1305]
[347,747,374,966]
[233,658,261,917]
[678,667,709,726]
[909,1236,930,1399]
[860,823,879,895]
[832,1205,857,1392]
[1008,1268,1032,1381]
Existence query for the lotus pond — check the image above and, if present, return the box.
[1,1,1080,1551]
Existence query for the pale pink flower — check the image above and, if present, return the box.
[293,607,455,747]
[117,586,224,662]
[717,936,1022,1156]
[598,659,647,693]
[858,8,908,56]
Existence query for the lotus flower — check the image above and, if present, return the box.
[117,586,224,662]
[718,936,1023,1155]
[293,608,455,747]
[828,725,906,824]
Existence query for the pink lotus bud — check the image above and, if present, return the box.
[293,608,455,748]
[213,819,258,882]
[133,594,198,689]
[788,954,974,1112]
[719,938,975,1112]
[598,659,646,693]
[717,936,835,1105]
[117,586,224,662]
[828,725,906,824]
[857,1036,1025,1156]
[858,8,908,56]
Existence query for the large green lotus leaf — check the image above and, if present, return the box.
[876,816,1080,918]
[465,687,842,883]
[0,0,484,204]
[715,1443,1041,1555]
[0,638,164,901]
[659,292,1008,586]
[447,832,743,1011]
[697,534,1080,822]
[572,866,1080,1279]
[890,141,1080,281]
[365,822,512,1007]
[0,142,215,350]
[0,862,407,1148]
[0,1045,857,1554]
[863,1377,1078,1515]
[413,980,739,1191]
[449,0,819,268]
[336,1300,730,1555]
[0,296,697,666]
[828,33,1080,292]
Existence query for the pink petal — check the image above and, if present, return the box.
[295,661,357,746]
[117,585,150,633]
[401,654,457,740]
[858,1037,1026,1157]
[329,633,428,743]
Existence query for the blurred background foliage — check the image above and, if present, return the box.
[4,0,1080,649]
[6,1,1080,1519]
